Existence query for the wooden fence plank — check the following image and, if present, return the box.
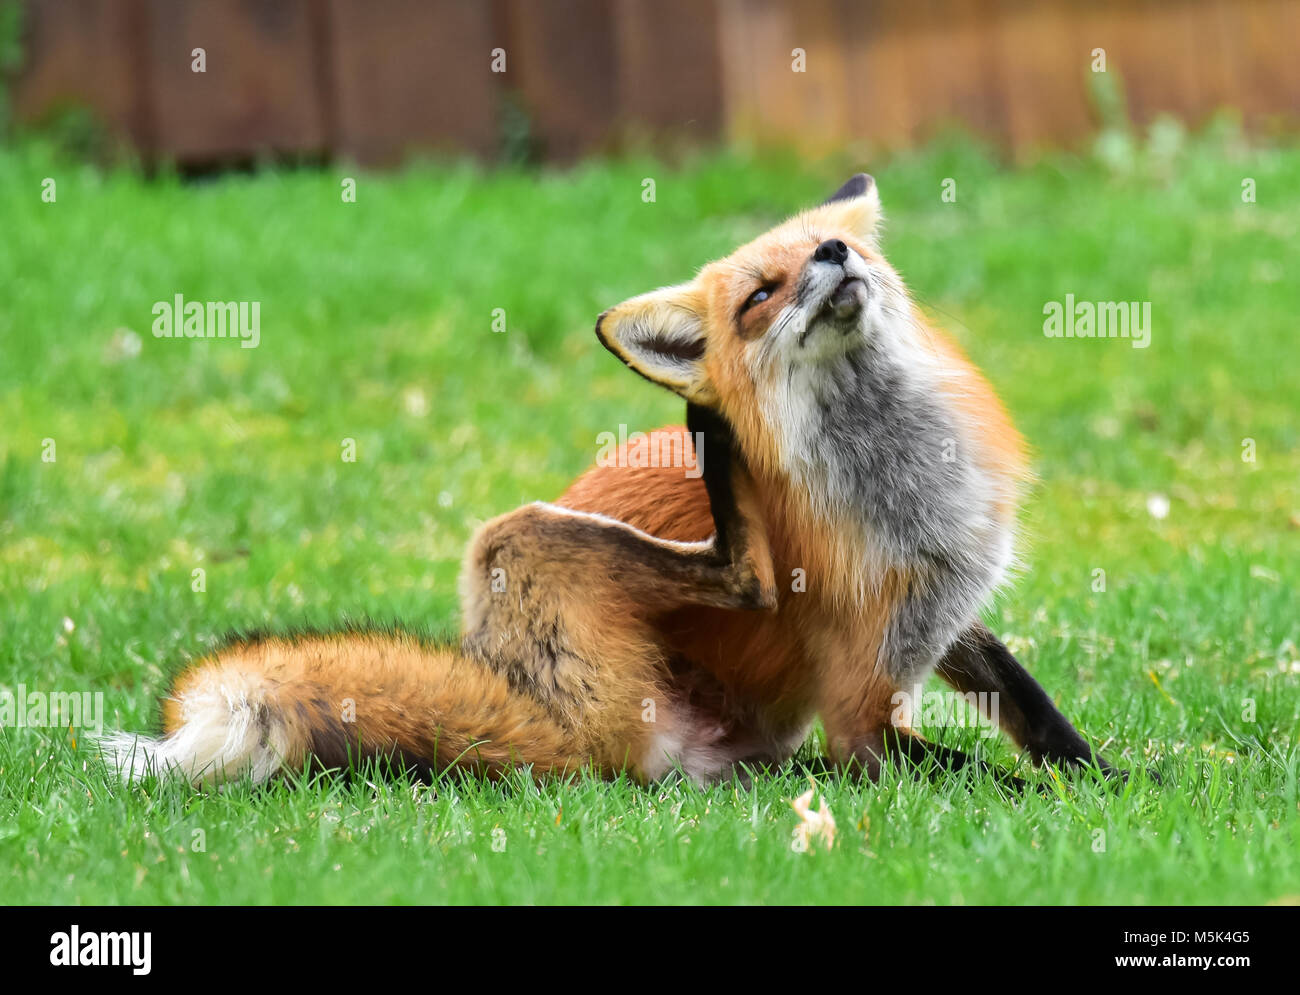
[327,0,499,165]
[1240,0,1300,130]
[144,0,325,162]
[912,0,1010,146]
[991,0,1093,152]
[503,0,619,160]
[843,1,932,150]
[613,0,723,139]
[717,0,796,144]
[11,0,143,146]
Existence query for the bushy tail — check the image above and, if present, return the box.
[98,631,590,786]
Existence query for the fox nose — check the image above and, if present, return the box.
[813,239,849,266]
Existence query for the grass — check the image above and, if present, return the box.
[1,122,1297,905]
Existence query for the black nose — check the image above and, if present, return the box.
[813,239,849,266]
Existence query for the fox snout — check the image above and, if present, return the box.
[800,241,869,345]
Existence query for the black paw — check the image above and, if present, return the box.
[1092,757,1161,787]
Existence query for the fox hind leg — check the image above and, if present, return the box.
[459,420,775,781]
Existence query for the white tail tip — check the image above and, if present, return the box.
[96,682,291,786]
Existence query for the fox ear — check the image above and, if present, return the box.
[819,172,881,243]
[822,173,874,205]
[596,283,714,402]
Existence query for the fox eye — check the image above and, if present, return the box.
[741,284,776,314]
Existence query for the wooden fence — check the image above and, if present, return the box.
[9,0,1300,167]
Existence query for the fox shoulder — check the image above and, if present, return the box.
[559,426,713,543]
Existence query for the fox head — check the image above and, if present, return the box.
[597,172,888,407]
[597,173,1026,578]
[596,174,930,469]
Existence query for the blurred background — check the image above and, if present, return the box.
[7,0,1300,169]
[2,0,1299,906]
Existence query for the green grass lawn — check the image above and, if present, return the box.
[1,123,1297,905]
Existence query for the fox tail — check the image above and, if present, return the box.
[97,631,589,786]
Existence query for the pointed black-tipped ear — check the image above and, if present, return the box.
[596,282,715,403]
[816,172,882,243]
[822,173,875,206]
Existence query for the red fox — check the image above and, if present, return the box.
[570,173,1113,778]
[102,174,1115,786]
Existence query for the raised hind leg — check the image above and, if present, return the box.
[458,406,775,780]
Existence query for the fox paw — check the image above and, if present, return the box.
[729,564,777,613]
